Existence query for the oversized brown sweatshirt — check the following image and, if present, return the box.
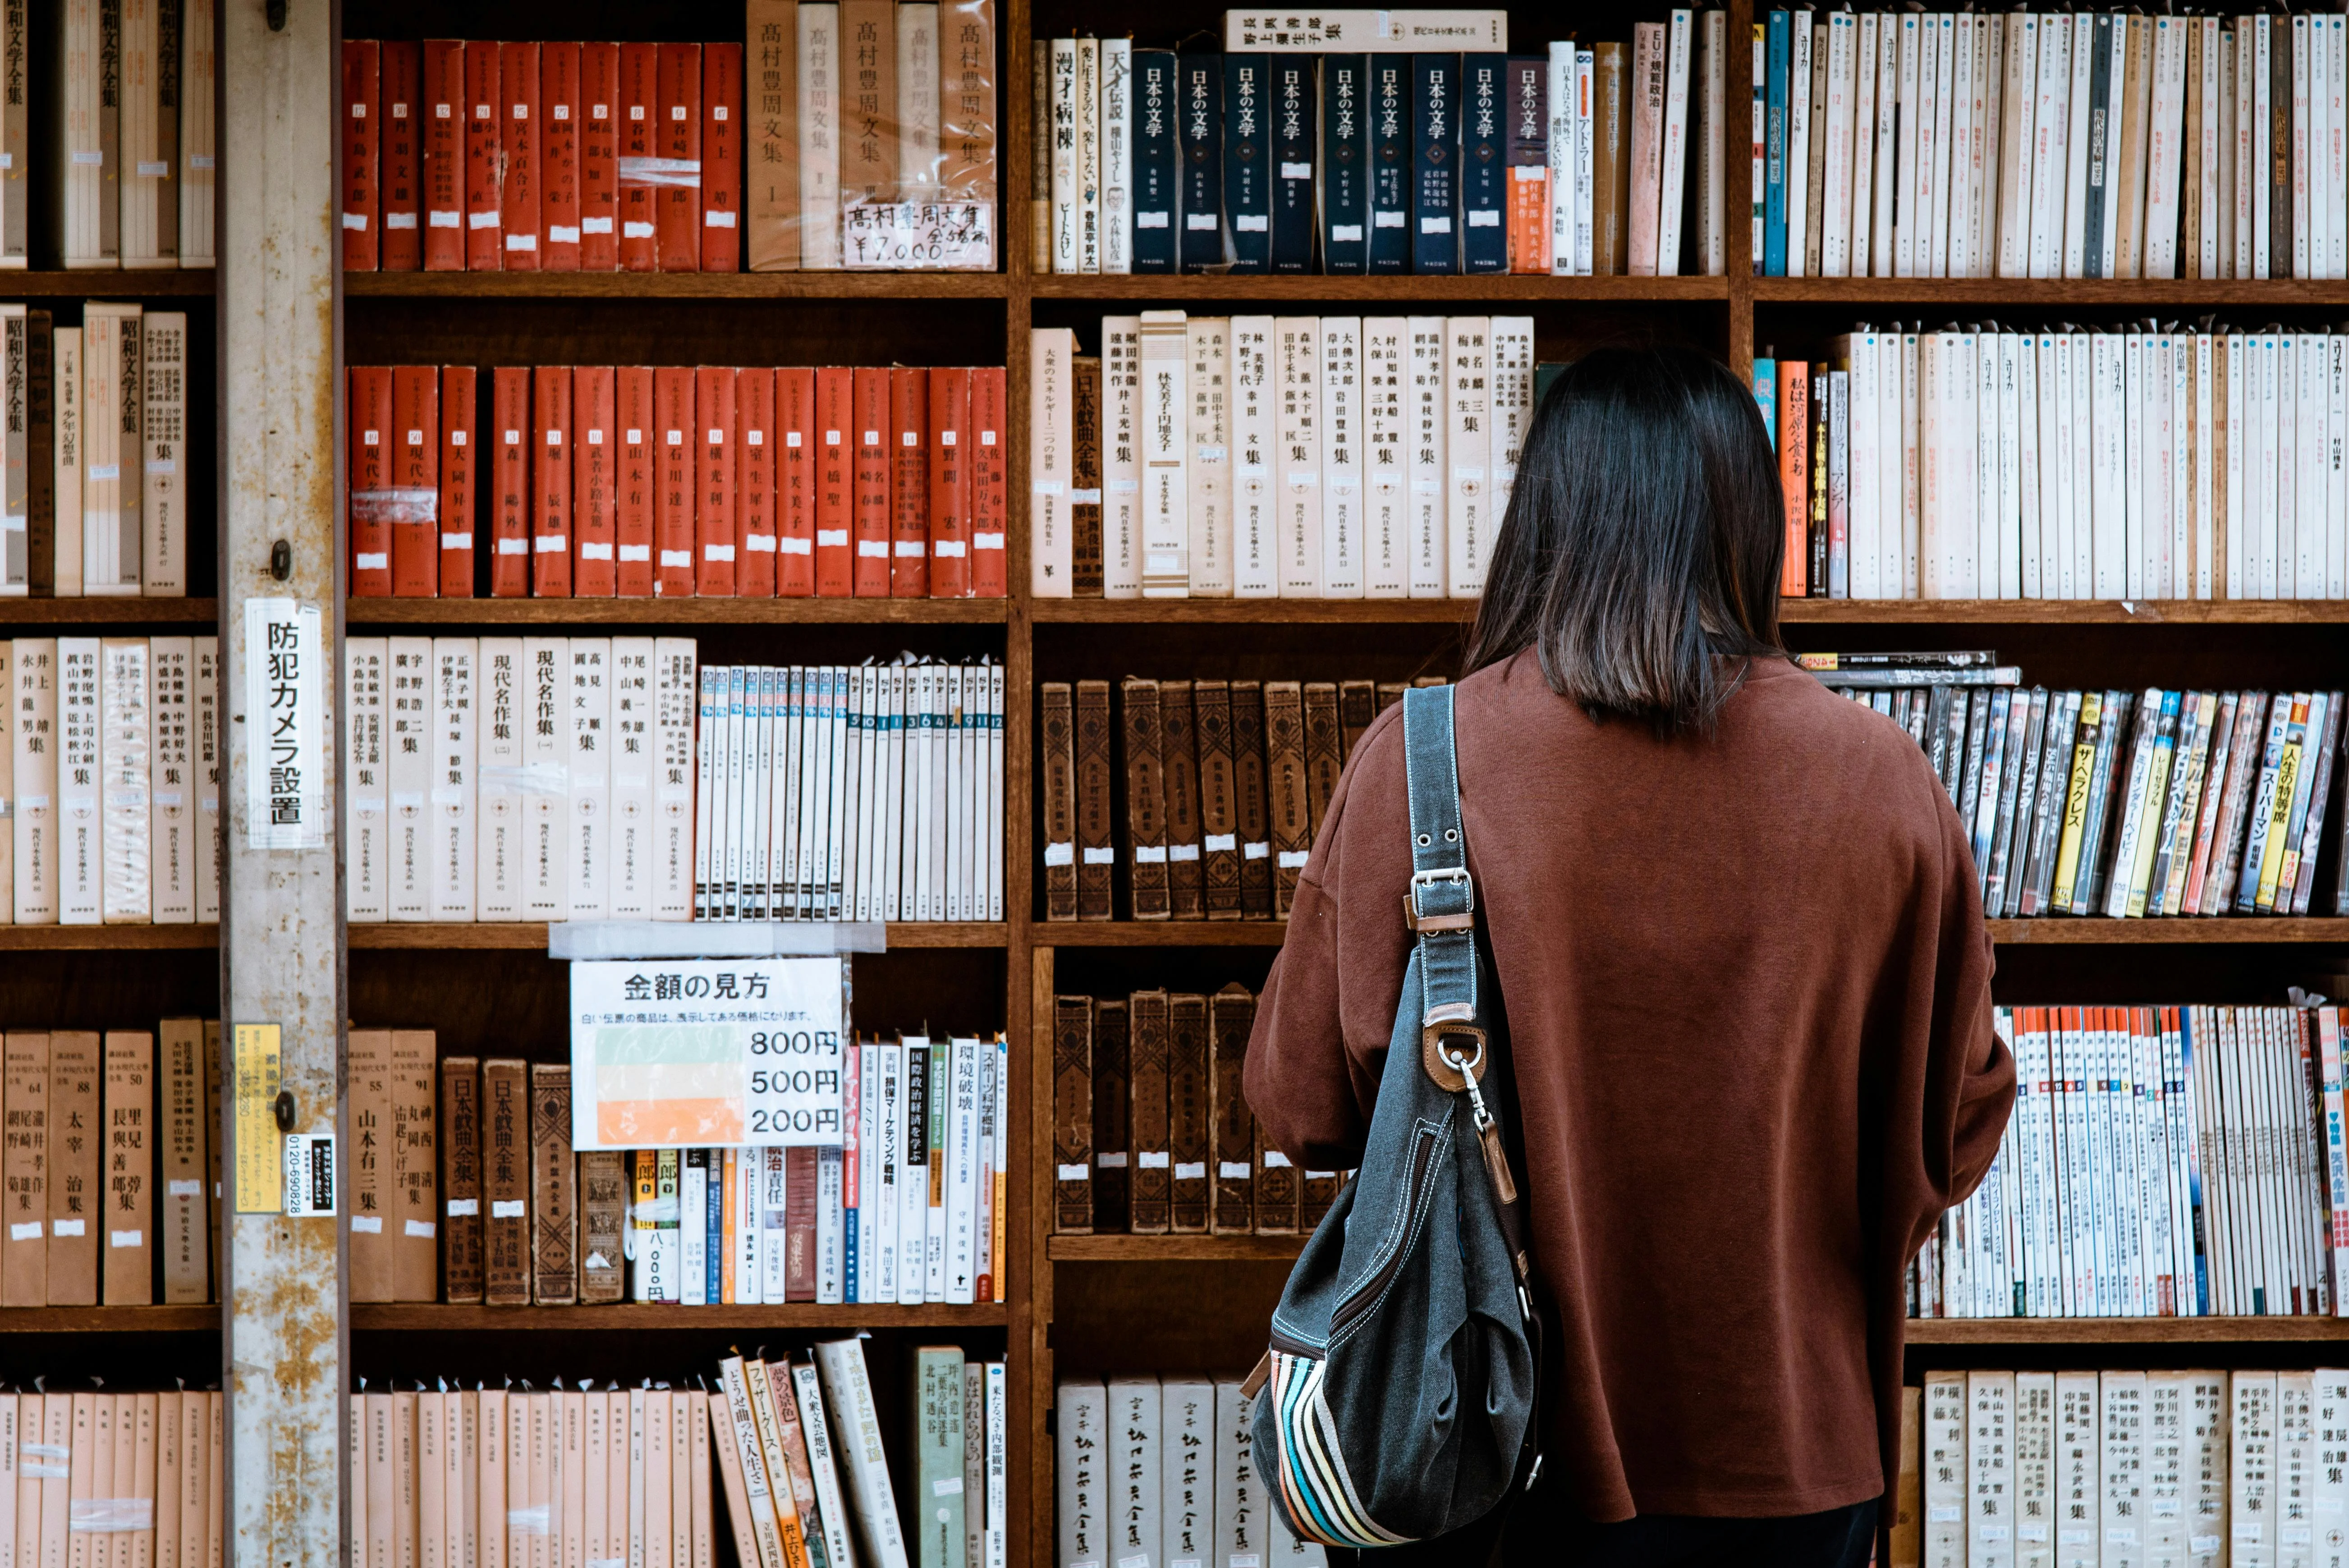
[1244,650,2014,1522]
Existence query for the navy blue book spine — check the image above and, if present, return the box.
[1224,53,1271,272]
[1271,57,1317,271]
[1320,55,1369,273]
[1411,53,1460,274]
[1459,51,1507,273]
[1179,54,1225,273]
[1132,49,1180,273]
[1369,57,1410,272]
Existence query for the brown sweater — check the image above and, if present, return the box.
[1244,651,2014,1522]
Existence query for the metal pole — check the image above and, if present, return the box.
[217,1,345,1566]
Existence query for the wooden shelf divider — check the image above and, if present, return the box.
[0,598,219,625]
[350,1303,1008,1330]
[346,922,1009,950]
[0,1307,218,1333]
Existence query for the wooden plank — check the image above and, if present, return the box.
[1031,275,1731,302]
[0,271,216,298]
[348,1303,1008,1330]
[1905,1318,2349,1344]
[345,922,1013,949]
[344,272,1010,300]
[0,926,220,951]
[1047,1234,1308,1262]
[344,597,1009,627]
[0,599,221,625]
[1030,598,2349,625]
[1757,277,2349,306]
[1036,919,2349,947]
[0,1307,219,1333]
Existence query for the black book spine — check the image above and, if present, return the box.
[1270,57,1316,272]
[1369,57,1411,272]
[1412,52,1459,274]
[2083,15,2113,280]
[1132,50,1180,273]
[1320,55,1368,273]
[1224,53,1271,272]
[1180,55,1225,273]
[1460,51,1507,273]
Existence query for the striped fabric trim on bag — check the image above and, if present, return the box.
[1267,1350,1417,1549]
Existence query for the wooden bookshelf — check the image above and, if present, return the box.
[0,598,219,624]
[349,1303,1008,1330]
[3,271,216,298]
[1903,1319,2349,1345]
[344,922,1010,950]
[0,1307,219,1333]
[345,597,1010,626]
[343,271,1009,301]
[0,925,220,950]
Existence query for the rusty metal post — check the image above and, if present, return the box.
[216,2,345,1567]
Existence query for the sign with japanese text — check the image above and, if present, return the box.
[242,598,326,848]
[569,957,847,1149]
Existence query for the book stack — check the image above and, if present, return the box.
[1763,324,2349,601]
[359,1037,1007,1307]
[344,364,1008,601]
[1916,1003,2349,1321]
[2,639,224,927]
[1809,656,2348,918]
[1039,675,1441,922]
[1030,317,1536,600]
[340,6,999,275]
[0,308,193,600]
[1757,10,2349,281]
[1052,986,1346,1238]
[1055,1376,1326,1568]
[0,1022,222,1306]
[46,0,219,269]
[1038,14,1729,278]
[0,1391,226,1568]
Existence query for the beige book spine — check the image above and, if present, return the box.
[3,1033,48,1307]
[44,1032,98,1306]
[205,1396,220,1568]
[395,1394,418,1568]
[625,1392,646,1568]
[440,1393,462,1568]
[179,1396,203,1568]
[559,1393,584,1568]
[745,1,801,270]
[684,1394,710,1568]
[835,0,896,210]
[704,1393,762,1568]
[477,1391,505,1568]
[0,1393,19,1568]
[130,1394,155,1568]
[50,332,79,597]
[40,1396,70,1568]
[9,1396,32,1568]
[76,1398,103,1568]
[157,1019,203,1303]
[388,1029,437,1302]
[0,644,12,914]
[668,1394,690,1568]
[524,1395,548,1568]
[12,640,58,924]
[346,1397,362,1568]
[99,1030,152,1304]
[416,1392,444,1568]
[607,1392,629,1568]
[504,1393,528,1568]
[365,1393,393,1568]
[199,1024,218,1300]
[151,1392,175,1568]
[346,1029,394,1302]
[583,1393,607,1568]
[138,313,184,596]
[643,1391,671,1568]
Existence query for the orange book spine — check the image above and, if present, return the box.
[421,41,466,270]
[813,368,854,596]
[927,366,971,598]
[572,366,618,596]
[776,367,816,596]
[343,40,381,271]
[653,368,697,596]
[381,41,423,269]
[390,366,441,597]
[618,44,660,272]
[349,367,395,598]
[500,43,542,271]
[463,41,505,270]
[616,368,656,596]
[579,44,621,271]
[970,365,1007,597]
[851,368,891,596]
[700,44,742,273]
[735,367,777,597]
[1777,359,1808,598]
[695,367,738,596]
[491,368,532,596]
[656,45,704,272]
[532,366,574,596]
[889,367,929,596]
[540,42,583,271]
[439,367,477,596]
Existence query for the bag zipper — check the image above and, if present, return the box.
[1328,1121,1443,1339]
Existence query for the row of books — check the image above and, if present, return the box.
[1913,1004,2342,1322]
[341,5,1000,275]
[1054,1376,1327,1568]
[1904,1370,2344,1568]
[345,365,1009,601]
[1029,317,1534,601]
[356,1039,1006,1308]
[0,1024,220,1307]
[0,1392,225,1568]
[1760,325,2349,604]
[0,308,194,600]
[1035,23,1731,278]
[1758,10,2349,282]
[1,640,222,928]
[1039,676,1439,922]
[1050,986,1342,1238]
[45,0,219,270]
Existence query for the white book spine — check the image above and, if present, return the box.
[1318,316,1363,598]
[1575,51,1595,275]
[139,312,185,596]
[1101,316,1143,599]
[1049,37,1080,274]
[2314,1370,2349,1559]
[345,638,389,922]
[2014,1371,2056,1563]
[815,1144,844,1304]
[1362,318,1409,598]
[1075,38,1101,275]
[10,638,53,914]
[2145,18,2185,279]
[876,1040,906,1300]
[97,637,147,922]
[1970,1371,2017,1568]
[1547,43,1575,275]
[522,636,569,920]
[606,639,652,920]
[1489,316,1534,560]
[2198,335,2217,600]
[2124,333,2147,597]
[1406,316,1448,596]
[1100,39,1132,275]
[2236,1372,2278,1568]
[1107,1378,1162,1568]
[2042,333,2067,598]
[1785,13,1812,278]
[679,1155,707,1306]
[1821,13,1855,279]
[1897,15,1923,276]
[178,0,216,266]
[194,635,218,922]
[2306,334,2330,600]
[945,1038,980,1305]
[759,1146,788,1301]
[1186,317,1233,596]
[2202,19,2223,280]
[1140,309,1192,596]
[386,636,431,922]
[1901,328,1922,596]
[2029,15,2069,280]
[1849,14,1879,277]
[1028,327,1076,596]
[1275,316,1323,597]
[1230,317,1277,597]
[1445,316,1492,599]
[2092,333,2127,597]
[1655,9,1693,275]
[2016,334,2042,600]
[790,1362,858,1568]
[652,638,696,921]
[2256,17,2272,278]
[50,330,79,597]
[565,638,610,920]
[79,307,139,595]
[1999,15,2037,279]
[2055,1371,2101,1563]
[430,638,477,922]
[1055,1382,1108,1568]
[53,637,96,923]
[1929,15,1958,276]
[1925,1371,1968,1566]
[1945,15,1976,281]
[812,1341,910,1568]
[476,638,524,921]
[0,643,13,917]
[1849,331,1879,597]
[2331,335,2347,600]
[2063,14,2094,278]
[1870,17,1898,278]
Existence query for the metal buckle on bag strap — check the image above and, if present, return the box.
[1404,867,1476,933]
[1422,1024,1488,1091]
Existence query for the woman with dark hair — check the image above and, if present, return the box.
[1244,346,2014,1567]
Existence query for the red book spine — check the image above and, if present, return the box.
[615,368,656,595]
[928,367,971,598]
[700,44,742,273]
[578,44,621,271]
[889,367,928,597]
[421,41,466,269]
[463,41,504,270]
[735,367,777,597]
[617,44,660,271]
[695,367,738,596]
[342,40,380,271]
[439,366,477,596]
[572,366,617,596]
[655,44,703,272]
[970,365,1007,597]
[814,367,853,596]
[653,368,697,596]
[380,42,423,269]
[851,368,891,596]
[390,366,441,597]
[776,367,816,596]
[348,367,394,597]
[500,43,542,271]
[532,366,573,596]
[490,367,532,596]
[540,42,583,271]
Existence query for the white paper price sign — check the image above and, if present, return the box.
[569,957,847,1149]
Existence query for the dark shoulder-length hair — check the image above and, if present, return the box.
[1462,345,1788,736]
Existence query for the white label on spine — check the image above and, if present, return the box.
[491,1199,526,1219]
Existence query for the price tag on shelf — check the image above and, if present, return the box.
[840,200,995,270]
[569,956,847,1150]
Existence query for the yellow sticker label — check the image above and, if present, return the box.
[232,1023,284,1214]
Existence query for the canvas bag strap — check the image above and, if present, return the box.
[1402,685,1479,1031]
